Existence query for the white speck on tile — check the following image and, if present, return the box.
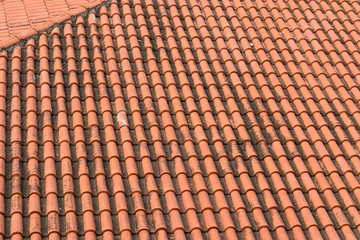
[91,13,96,21]
[117,111,128,128]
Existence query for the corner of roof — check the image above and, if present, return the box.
[0,0,111,52]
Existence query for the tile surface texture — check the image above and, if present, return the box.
[0,0,108,49]
[1,0,360,239]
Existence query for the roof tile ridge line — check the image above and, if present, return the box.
[0,50,7,240]
[0,0,110,51]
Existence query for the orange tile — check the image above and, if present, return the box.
[1,0,360,239]
[0,0,105,49]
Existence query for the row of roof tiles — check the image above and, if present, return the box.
[1,0,360,239]
[0,0,109,49]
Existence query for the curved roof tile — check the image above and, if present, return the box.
[0,0,108,50]
[1,0,360,239]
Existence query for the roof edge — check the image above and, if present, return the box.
[0,0,109,51]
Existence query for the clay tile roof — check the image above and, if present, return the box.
[1,0,360,239]
[0,0,110,50]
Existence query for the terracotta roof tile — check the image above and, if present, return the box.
[0,0,109,50]
[1,0,360,239]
